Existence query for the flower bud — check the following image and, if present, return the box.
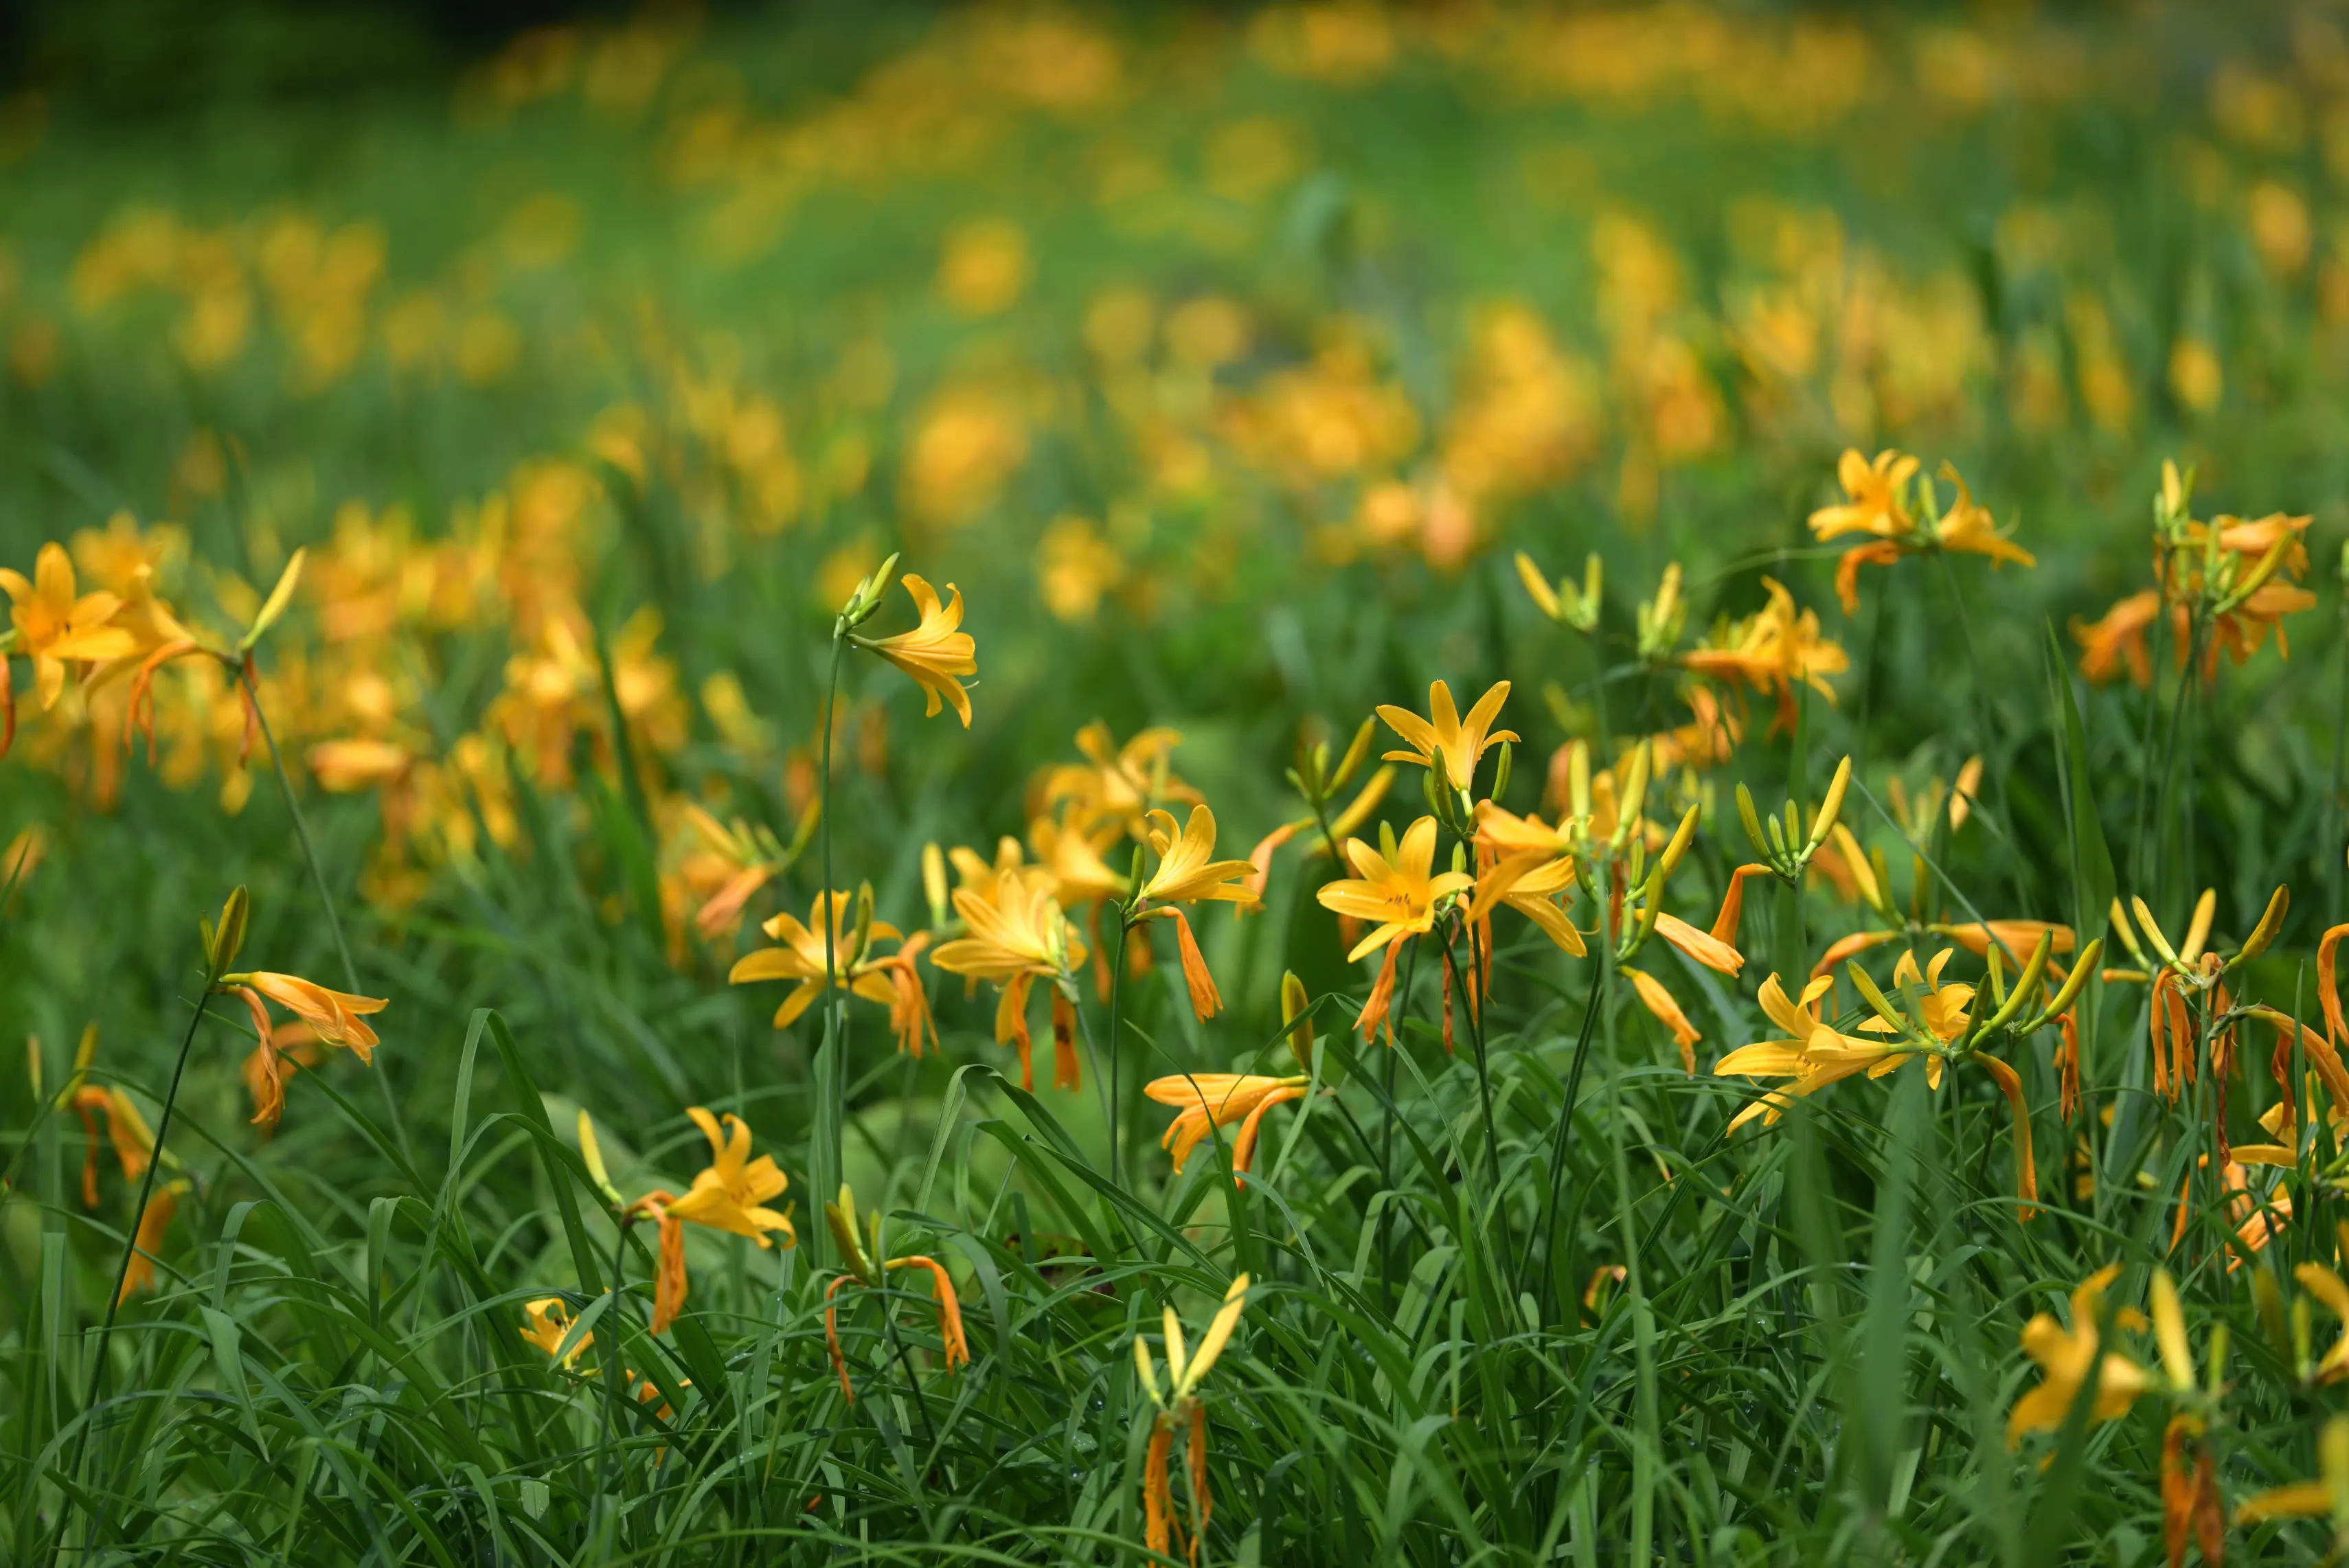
[2235,884,2289,965]
[238,549,306,653]
[1280,971,1313,1074]
[205,886,250,975]
[1806,756,1852,852]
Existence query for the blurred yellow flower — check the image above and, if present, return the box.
[936,218,1030,316]
[2006,1265,2151,1447]
[1,542,139,709]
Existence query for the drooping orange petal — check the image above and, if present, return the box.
[650,1208,688,1334]
[1168,907,1222,1022]
[1655,911,1743,977]
[1623,965,1701,1073]
[883,1255,971,1373]
[1143,1424,1174,1557]
[1358,938,1401,1043]
[1709,863,1775,948]
[2322,924,2349,1050]
[1977,1054,2037,1221]
[1052,988,1080,1093]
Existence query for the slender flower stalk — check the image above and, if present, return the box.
[54,887,246,1561]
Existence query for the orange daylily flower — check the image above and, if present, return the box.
[2006,1265,2151,1447]
[622,1108,796,1335]
[1654,911,1743,975]
[1679,577,1847,729]
[1316,817,1474,1041]
[2072,589,2163,688]
[227,971,387,1060]
[69,1083,153,1209]
[858,574,976,727]
[931,865,1085,1089]
[820,1186,970,1404]
[220,966,388,1131]
[1147,1072,1311,1177]
[1622,966,1701,1071]
[1376,679,1518,793]
[1808,448,1918,543]
[1135,1275,1249,1567]
[119,1179,191,1304]
[1035,723,1197,835]
[727,891,933,1055]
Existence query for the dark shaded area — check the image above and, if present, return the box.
[0,0,696,104]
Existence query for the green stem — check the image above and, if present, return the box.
[815,634,847,1262]
[1107,915,1131,1190]
[1533,934,1607,1324]
[1451,920,1515,1287]
[1381,935,1422,1308]
[588,1214,635,1558]
[1933,554,2030,915]
[2147,613,2207,916]
[241,661,411,1167]
[53,959,222,1563]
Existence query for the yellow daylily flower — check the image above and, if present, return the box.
[856,573,976,727]
[522,1297,592,1369]
[1,541,141,710]
[727,891,933,1055]
[2234,1415,2349,1532]
[1807,448,1918,543]
[931,865,1085,1089]
[1931,466,2035,571]
[620,1107,796,1335]
[1316,817,1474,1041]
[1133,804,1260,1021]
[1036,722,1196,836]
[1317,817,1473,964]
[1679,577,1847,730]
[1376,679,1517,793]
[663,1106,796,1245]
[2006,1264,2151,1448]
[1137,805,1259,907]
[1464,850,1585,958]
[1714,973,1903,1130]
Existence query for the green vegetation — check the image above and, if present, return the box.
[3,3,2349,1563]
